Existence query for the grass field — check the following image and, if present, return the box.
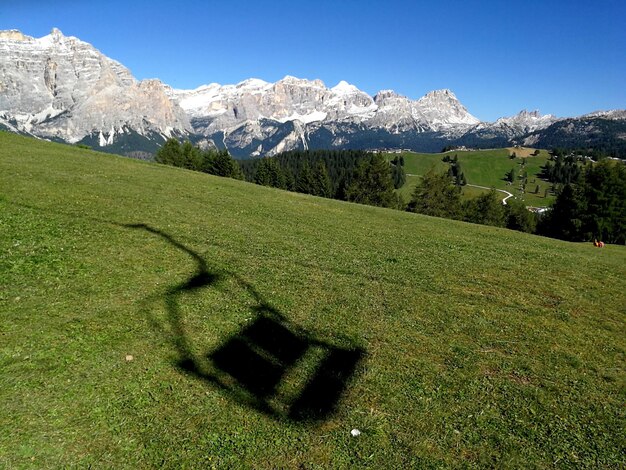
[505,147,545,158]
[1,132,625,468]
[390,149,554,206]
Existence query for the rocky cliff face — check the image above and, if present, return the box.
[172,77,479,133]
[171,76,483,156]
[0,28,191,149]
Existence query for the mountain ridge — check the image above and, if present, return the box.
[1,28,624,158]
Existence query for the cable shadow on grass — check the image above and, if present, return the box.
[124,223,365,424]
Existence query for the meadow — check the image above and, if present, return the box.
[391,148,554,206]
[1,132,624,468]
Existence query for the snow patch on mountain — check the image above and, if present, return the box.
[278,110,328,124]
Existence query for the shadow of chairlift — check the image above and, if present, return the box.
[180,306,364,423]
[122,222,364,424]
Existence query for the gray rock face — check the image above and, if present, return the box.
[173,77,479,135]
[169,76,378,134]
[171,76,482,155]
[0,28,191,145]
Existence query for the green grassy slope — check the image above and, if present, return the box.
[1,132,625,468]
[391,149,554,206]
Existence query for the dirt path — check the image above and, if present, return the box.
[405,175,514,205]
[405,173,513,206]
[466,184,514,205]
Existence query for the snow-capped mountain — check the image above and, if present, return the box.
[494,110,558,133]
[172,77,479,133]
[0,29,191,152]
[1,28,624,158]
[170,77,481,156]
[459,110,558,143]
[581,110,626,120]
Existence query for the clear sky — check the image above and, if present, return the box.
[1,0,624,121]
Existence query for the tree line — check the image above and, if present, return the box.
[156,144,405,208]
[155,140,625,244]
[410,158,625,243]
[537,160,626,244]
[541,154,582,185]
[240,149,405,207]
[156,138,243,179]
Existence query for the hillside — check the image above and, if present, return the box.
[1,132,624,468]
[391,148,554,206]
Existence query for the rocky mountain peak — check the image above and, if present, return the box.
[486,109,558,138]
[0,28,190,146]
[415,89,479,127]
[582,109,626,120]
[277,75,325,88]
[417,88,461,106]
[331,80,359,94]
[236,78,270,89]
[0,29,30,41]
[497,109,556,125]
[513,109,546,119]
[423,88,454,98]
[40,27,79,47]
[373,90,402,102]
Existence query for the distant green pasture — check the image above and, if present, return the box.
[389,148,554,206]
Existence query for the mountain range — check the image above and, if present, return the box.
[1,28,625,158]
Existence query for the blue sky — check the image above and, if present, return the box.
[1,0,624,121]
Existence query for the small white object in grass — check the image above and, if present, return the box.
[350,429,361,437]
[125,355,134,362]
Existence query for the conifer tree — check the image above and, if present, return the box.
[181,141,202,170]
[505,199,537,233]
[345,153,398,208]
[408,168,462,219]
[156,138,182,166]
[463,189,505,227]
[296,162,315,194]
[264,158,286,189]
[581,160,626,243]
[538,183,586,241]
[313,161,332,198]
[391,162,406,189]
[505,168,516,183]
[208,149,243,178]
[284,169,296,191]
[254,159,272,186]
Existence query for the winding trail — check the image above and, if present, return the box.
[465,184,514,205]
[404,174,514,205]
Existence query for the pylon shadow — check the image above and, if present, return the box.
[125,223,365,424]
